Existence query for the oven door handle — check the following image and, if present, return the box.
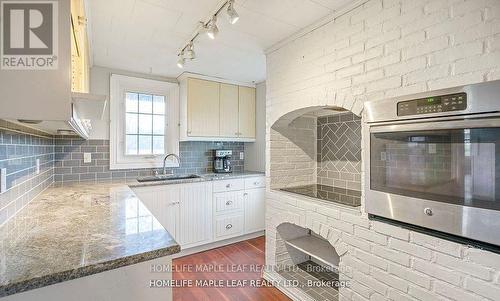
[370,118,500,133]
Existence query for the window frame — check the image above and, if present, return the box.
[110,74,179,170]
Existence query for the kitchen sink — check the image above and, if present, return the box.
[136,174,202,182]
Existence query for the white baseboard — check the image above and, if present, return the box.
[171,231,265,259]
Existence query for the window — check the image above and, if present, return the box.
[110,74,179,170]
[125,92,166,155]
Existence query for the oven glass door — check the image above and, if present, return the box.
[370,121,500,211]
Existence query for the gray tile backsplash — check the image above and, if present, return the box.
[0,121,54,226]
[317,112,362,191]
[0,118,246,226]
[53,138,245,182]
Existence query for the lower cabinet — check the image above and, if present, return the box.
[132,182,212,249]
[212,177,266,242]
[132,184,179,241]
[244,188,265,233]
[132,176,265,250]
[214,213,244,240]
[177,182,212,247]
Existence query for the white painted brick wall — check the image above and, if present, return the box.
[264,0,500,300]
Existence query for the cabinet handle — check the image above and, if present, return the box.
[226,184,231,188]
[254,181,259,185]
[243,193,248,196]
[226,200,233,206]
[226,224,233,230]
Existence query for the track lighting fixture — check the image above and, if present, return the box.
[176,0,241,67]
[176,54,185,69]
[206,16,219,39]
[226,0,239,24]
[186,42,196,60]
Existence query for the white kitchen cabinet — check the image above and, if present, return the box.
[214,191,245,214]
[177,182,213,248]
[132,182,212,249]
[178,73,256,142]
[211,176,266,242]
[219,83,239,138]
[238,86,256,138]
[187,78,220,137]
[132,176,264,250]
[244,188,266,233]
[0,0,72,121]
[214,213,244,240]
[131,185,179,239]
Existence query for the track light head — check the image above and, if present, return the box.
[206,16,218,39]
[226,0,239,24]
[186,42,196,60]
[176,54,185,68]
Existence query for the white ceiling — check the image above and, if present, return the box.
[88,0,354,83]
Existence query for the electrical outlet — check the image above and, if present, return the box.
[36,159,40,174]
[83,153,92,163]
[239,152,244,160]
[0,168,6,194]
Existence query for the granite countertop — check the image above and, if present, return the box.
[0,182,180,297]
[129,171,265,188]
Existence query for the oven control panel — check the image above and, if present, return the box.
[397,92,467,116]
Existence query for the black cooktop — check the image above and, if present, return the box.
[280,184,361,207]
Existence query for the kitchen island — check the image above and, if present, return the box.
[0,182,180,300]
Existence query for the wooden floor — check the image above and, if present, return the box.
[173,236,291,301]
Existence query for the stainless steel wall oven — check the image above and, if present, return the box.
[365,80,500,247]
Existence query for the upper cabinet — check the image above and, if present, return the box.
[187,78,220,137]
[219,83,239,138]
[238,86,256,138]
[179,74,256,142]
[0,0,101,124]
[0,0,72,121]
[70,0,90,93]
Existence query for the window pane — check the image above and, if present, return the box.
[126,93,138,112]
[126,113,138,134]
[138,114,152,134]
[153,95,165,115]
[153,115,165,135]
[126,135,138,155]
[138,136,152,154]
[153,136,164,155]
[139,94,153,113]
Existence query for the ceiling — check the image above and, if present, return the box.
[88,0,354,83]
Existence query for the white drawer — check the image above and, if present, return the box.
[213,179,244,192]
[244,176,266,189]
[214,214,244,239]
[214,191,244,214]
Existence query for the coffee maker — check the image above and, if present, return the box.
[213,150,232,173]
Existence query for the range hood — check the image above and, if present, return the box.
[15,92,107,139]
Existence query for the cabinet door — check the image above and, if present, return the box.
[238,86,256,138]
[219,83,239,137]
[187,78,220,137]
[132,186,179,239]
[178,182,212,247]
[244,188,265,233]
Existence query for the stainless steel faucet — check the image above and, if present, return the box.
[163,153,180,175]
